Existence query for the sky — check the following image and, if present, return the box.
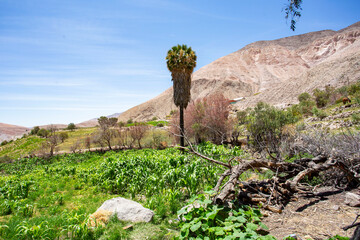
[0,0,359,127]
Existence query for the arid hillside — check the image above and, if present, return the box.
[0,123,30,142]
[118,21,360,122]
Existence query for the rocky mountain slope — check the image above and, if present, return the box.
[118,21,360,122]
[0,123,30,142]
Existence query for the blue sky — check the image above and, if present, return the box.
[0,0,359,127]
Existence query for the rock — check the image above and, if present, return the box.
[286,234,301,240]
[345,192,360,207]
[332,205,340,211]
[96,197,154,222]
[88,209,114,227]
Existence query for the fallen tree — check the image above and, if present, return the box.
[183,128,360,212]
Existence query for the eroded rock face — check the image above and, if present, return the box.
[96,197,154,223]
[118,21,360,123]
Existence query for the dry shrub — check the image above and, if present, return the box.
[171,93,232,144]
[129,123,148,148]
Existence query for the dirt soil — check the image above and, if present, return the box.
[262,187,359,239]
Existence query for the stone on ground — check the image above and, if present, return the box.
[345,192,360,207]
[96,197,154,223]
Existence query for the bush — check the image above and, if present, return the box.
[311,107,328,120]
[172,93,232,144]
[67,123,76,131]
[246,102,298,156]
[58,132,69,143]
[352,113,360,124]
[236,109,249,125]
[313,88,330,108]
[348,81,360,95]
[298,92,311,102]
[37,128,49,138]
[0,140,8,146]
[30,126,40,135]
[299,100,316,116]
[127,119,133,124]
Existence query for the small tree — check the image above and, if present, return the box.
[98,116,118,129]
[129,123,148,149]
[48,124,58,135]
[172,93,232,145]
[67,123,76,131]
[96,116,118,150]
[84,136,91,151]
[58,132,69,143]
[47,134,60,156]
[37,128,49,138]
[70,140,81,153]
[117,127,129,148]
[30,126,40,135]
[246,102,298,158]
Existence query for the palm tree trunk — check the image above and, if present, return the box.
[180,106,185,148]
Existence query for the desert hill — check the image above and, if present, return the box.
[118,21,360,122]
[0,123,30,142]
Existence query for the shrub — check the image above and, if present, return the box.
[37,128,49,138]
[58,132,69,143]
[313,88,330,108]
[157,123,164,127]
[348,81,360,95]
[129,123,148,148]
[0,140,8,146]
[337,85,349,96]
[352,113,360,124]
[67,123,76,131]
[127,119,133,124]
[30,126,40,135]
[311,107,328,120]
[298,92,311,102]
[236,109,249,125]
[299,100,316,116]
[246,102,298,157]
[172,93,232,144]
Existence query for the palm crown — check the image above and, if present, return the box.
[166,44,197,108]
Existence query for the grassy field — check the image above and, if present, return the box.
[0,143,245,239]
[0,136,45,160]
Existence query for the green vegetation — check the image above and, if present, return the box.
[1,143,270,239]
[176,192,274,240]
[0,136,45,159]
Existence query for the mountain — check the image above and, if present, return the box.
[0,123,30,142]
[118,21,360,122]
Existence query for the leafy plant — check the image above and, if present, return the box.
[176,193,274,240]
[16,221,52,240]
[311,106,328,119]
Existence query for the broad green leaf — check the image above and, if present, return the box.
[246,222,258,231]
[215,228,225,236]
[236,216,247,223]
[258,222,269,230]
[190,221,201,232]
[201,223,209,231]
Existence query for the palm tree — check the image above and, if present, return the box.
[166,44,197,148]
